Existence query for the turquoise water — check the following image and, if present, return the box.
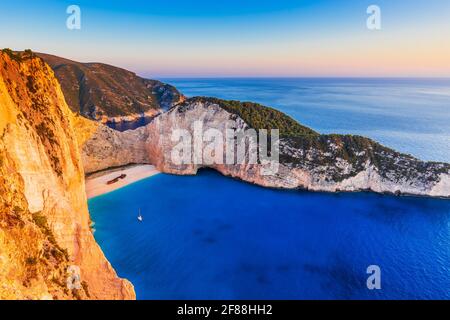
[89,170,450,300]
[89,78,450,299]
[164,78,450,162]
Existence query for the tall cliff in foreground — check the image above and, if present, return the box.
[81,98,450,198]
[0,50,134,299]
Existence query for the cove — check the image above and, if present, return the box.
[88,170,450,300]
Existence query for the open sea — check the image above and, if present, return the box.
[89,78,450,299]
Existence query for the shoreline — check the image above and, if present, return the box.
[85,164,160,199]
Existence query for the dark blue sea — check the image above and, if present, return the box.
[89,78,450,299]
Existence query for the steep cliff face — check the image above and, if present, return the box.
[78,120,150,174]
[37,53,185,123]
[0,50,134,299]
[81,98,450,198]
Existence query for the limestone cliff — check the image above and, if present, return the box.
[75,117,149,174]
[0,50,135,299]
[81,97,450,198]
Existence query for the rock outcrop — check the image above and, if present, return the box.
[0,50,135,299]
[76,117,149,174]
[81,97,450,198]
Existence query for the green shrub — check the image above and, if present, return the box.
[185,97,318,137]
[23,49,34,58]
[2,48,22,62]
[32,211,48,229]
[25,256,38,266]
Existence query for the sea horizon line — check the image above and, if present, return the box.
[156,76,450,81]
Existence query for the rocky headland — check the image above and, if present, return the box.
[81,97,450,198]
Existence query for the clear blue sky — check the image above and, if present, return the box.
[1,0,449,77]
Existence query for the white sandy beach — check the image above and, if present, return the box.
[85,164,160,199]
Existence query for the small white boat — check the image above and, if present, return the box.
[137,209,143,222]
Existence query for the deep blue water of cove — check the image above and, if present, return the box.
[89,170,450,300]
[88,78,450,299]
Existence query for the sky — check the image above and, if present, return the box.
[0,0,449,77]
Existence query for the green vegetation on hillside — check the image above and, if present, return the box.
[1,48,36,62]
[186,97,318,137]
[181,97,449,183]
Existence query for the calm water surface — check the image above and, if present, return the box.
[89,171,450,300]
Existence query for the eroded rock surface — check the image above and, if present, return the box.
[0,50,135,300]
[81,98,450,198]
